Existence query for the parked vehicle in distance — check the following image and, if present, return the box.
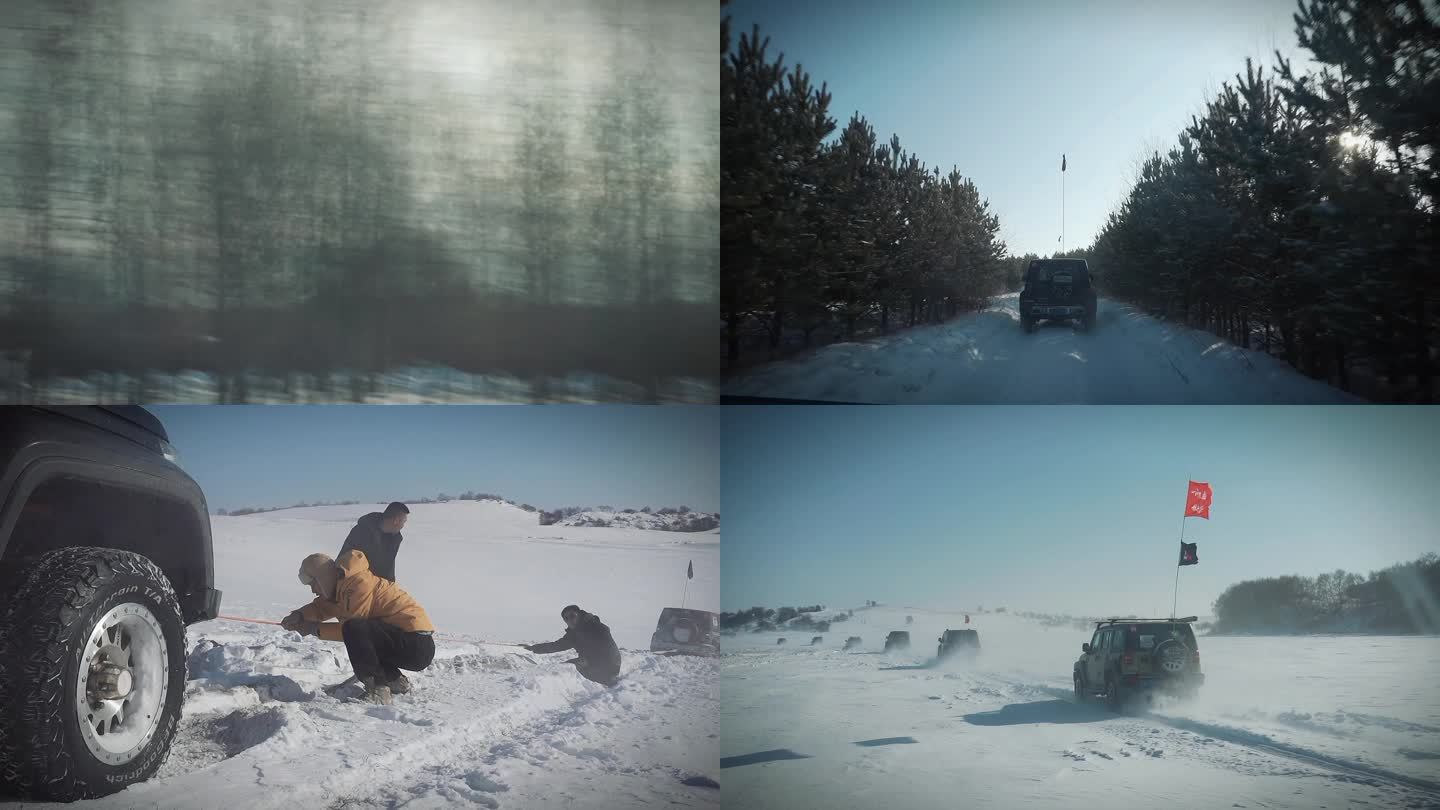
[843,636,863,650]
[649,607,719,657]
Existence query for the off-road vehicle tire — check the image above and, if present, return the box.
[1073,670,1085,702]
[1080,307,1096,332]
[1022,315,1035,334]
[1105,672,1124,713]
[0,547,187,801]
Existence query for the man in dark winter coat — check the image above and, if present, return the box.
[339,502,408,582]
[524,605,622,687]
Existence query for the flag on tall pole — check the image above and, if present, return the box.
[1174,478,1213,616]
[682,560,693,608]
[687,560,693,579]
[1179,542,1198,565]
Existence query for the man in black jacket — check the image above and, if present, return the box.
[338,502,408,583]
[524,605,622,687]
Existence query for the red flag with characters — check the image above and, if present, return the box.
[1184,480,1212,519]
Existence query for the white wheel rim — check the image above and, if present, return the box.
[74,602,169,765]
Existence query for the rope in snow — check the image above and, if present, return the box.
[214,613,531,649]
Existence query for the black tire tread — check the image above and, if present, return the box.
[0,547,186,801]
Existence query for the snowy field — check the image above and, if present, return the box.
[722,606,1440,810]
[723,293,1362,404]
[15,501,720,809]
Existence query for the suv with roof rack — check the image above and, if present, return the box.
[1074,616,1203,711]
[0,406,221,801]
[1018,258,1097,333]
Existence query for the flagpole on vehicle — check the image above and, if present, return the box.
[1061,153,1066,255]
[1173,475,1187,618]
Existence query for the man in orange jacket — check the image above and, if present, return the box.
[282,548,436,705]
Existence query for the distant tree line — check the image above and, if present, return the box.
[537,504,719,532]
[719,604,835,633]
[218,500,361,517]
[0,0,715,403]
[218,491,537,517]
[1212,553,1440,634]
[1081,0,1438,402]
[720,1,1007,369]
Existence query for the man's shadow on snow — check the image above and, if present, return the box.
[962,699,1110,727]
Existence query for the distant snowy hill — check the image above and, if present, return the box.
[551,508,720,533]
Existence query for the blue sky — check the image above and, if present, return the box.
[724,0,1316,257]
[721,406,1440,616]
[150,406,719,514]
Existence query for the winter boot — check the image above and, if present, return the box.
[386,673,411,695]
[360,676,392,706]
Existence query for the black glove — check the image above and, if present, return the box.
[298,621,320,638]
[280,610,305,631]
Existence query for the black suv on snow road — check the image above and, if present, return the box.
[884,631,911,651]
[1074,617,1204,711]
[0,406,221,801]
[1019,258,1097,333]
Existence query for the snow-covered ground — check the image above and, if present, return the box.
[722,605,1440,810]
[723,294,1363,404]
[17,501,720,809]
[1,367,716,405]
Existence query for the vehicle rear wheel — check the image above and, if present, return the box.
[1105,672,1124,713]
[0,547,186,801]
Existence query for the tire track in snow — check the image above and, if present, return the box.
[988,675,1440,805]
[327,654,719,809]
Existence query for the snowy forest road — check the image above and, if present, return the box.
[723,293,1363,404]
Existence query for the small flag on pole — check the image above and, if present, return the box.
[1062,154,1067,172]
[687,560,693,580]
[1179,542,1198,566]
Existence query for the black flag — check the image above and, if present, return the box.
[1179,542,1198,566]
[687,560,693,580]
[1062,153,1067,172]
